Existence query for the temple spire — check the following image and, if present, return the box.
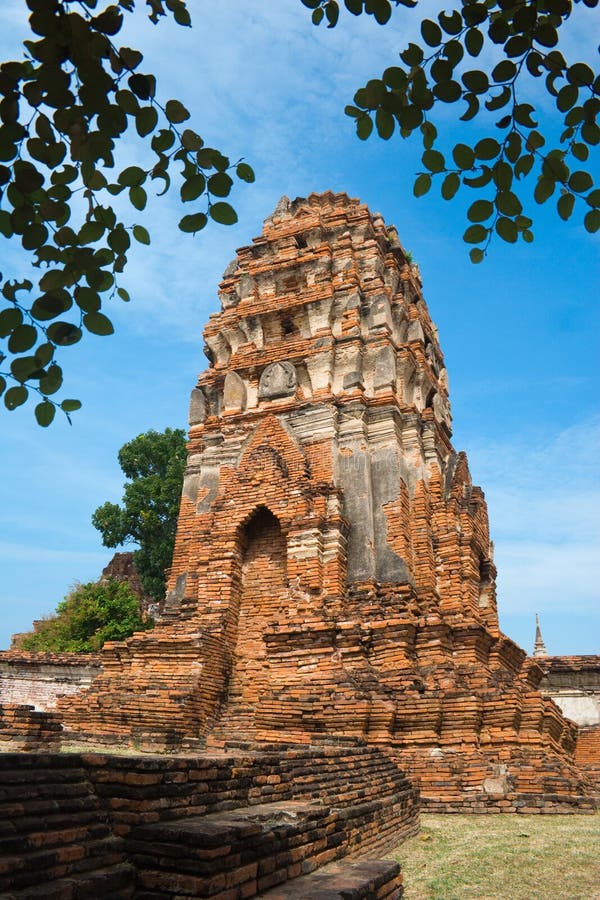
[533,613,548,658]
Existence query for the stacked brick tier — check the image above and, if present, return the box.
[0,753,134,897]
[0,747,415,898]
[0,702,62,751]
[53,192,594,811]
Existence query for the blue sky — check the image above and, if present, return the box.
[1,1,598,654]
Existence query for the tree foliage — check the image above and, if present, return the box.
[91,427,186,601]
[16,577,152,652]
[0,0,598,423]
[307,0,599,263]
[0,0,253,424]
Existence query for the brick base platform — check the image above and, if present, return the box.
[0,744,417,898]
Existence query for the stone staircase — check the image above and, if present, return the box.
[1,745,417,898]
[0,753,135,898]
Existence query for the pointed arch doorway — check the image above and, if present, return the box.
[224,506,288,732]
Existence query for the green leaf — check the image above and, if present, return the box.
[572,142,589,162]
[165,99,190,123]
[433,81,461,103]
[22,223,48,250]
[129,185,147,210]
[515,154,534,179]
[467,200,494,222]
[107,227,131,255]
[441,172,460,200]
[0,209,12,237]
[584,209,600,233]
[152,129,176,153]
[207,172,233,197]
[79,221,105,244]
[439,10,462,35]
[83,312,114,336]
[452,143,475,169]
[413,173,432,197]
[116,89,139,114]
[356,115,373,140]
[496,217,518,243]
[133,225,151,245]
[34,342,54,368]
[118,165,146,187]
[8,324,37,353]
[35,400,55,427]
[181,129,203,151]
[39,363,63,395]
[0,307,23,337]
[465,28,483,57]
[422,149,445,173]
[462,70,489,94]
[181,173,205,202]
[31,290,72,321]
[376,108,394,139]
[568,170,593,193]
[463,224,488,243]
[557,192,575,221]
[400,43,423,67]
[469,247,484,263]
[535,22,558,48]
[74,286,101,313]
[10,356,40,382]
[47,322,82,346]
[179,212,208,233]
[475,138,500,160]
[492,60,517,83]
[534,176,556,204]
[460,92,479,121]
[60,398,82,412]
[4,385,28,410]
[209,202,238,225]
[421,19,442,47]
[567,63,594,86]
[136,105,158,137]
[495,191,522,217]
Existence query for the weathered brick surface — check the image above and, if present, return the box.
[0,748,415,897]
[0,752,135,897]
[0,702,62,751]
[0,650,102,711]
[33,192,595,813]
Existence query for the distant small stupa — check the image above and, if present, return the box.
[533,613,548,657]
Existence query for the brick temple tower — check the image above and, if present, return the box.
[57,193,593,811]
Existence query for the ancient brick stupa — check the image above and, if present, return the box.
[57,192,593,811]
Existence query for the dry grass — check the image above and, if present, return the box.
[391,812,600,900]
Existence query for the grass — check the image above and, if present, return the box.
[391,812,600,900]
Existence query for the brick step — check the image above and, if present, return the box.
[0,820,111,856]
[128,800,348,898]
[256,858,403,899]
[0,861,136,899]
[133,858,403,900]
[0,835,126,892]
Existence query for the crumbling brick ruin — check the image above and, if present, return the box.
[2,191,597,898]
[42,192,592,813]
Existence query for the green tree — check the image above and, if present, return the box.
[91,427,187,601]
[17,577,152,652]
[0,0,597,422]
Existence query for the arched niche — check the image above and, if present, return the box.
[226,507,288,717]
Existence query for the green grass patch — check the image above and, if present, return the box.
[391,812,600,900]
